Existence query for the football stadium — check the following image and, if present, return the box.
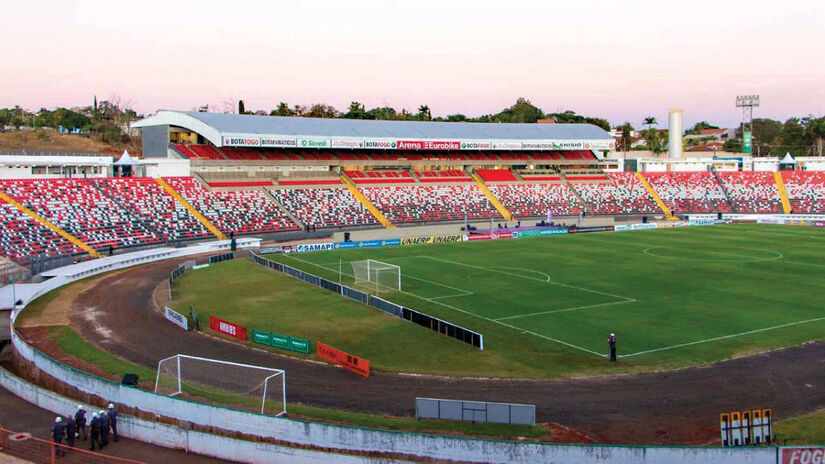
[1,105,825,463]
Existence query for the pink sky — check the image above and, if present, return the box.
[2,0,824,129]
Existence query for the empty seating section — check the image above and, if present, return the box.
[571,173,659,215]
[164,177,298,235]
[270,187,377,228]
[476,169,517,182]
[415,170,473,182]
[221,147,263,160]
[489,184,584,218]
[644,172,732,213]
[344,170,415,183]
[0,179,161,250]
[781,171,825,213]
[362,185,497,223]
[91,177,213,242]
[717,172,782,213]
[0,199,80,262]
[174,144,225,160]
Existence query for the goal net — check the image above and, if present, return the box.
[351,259,401,292]
[154,354,286,416]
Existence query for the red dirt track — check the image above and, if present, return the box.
[52,256,825,445]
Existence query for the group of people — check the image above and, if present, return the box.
[50,403,118,456]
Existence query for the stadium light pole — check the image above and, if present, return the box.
[735,95,760,155]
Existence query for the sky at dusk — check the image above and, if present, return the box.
[2,0,824,128]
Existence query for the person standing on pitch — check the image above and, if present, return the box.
[75,405,87,441]
[107,403,119,442]
[89,412,101,451]
[51,417,66,457]
[607,333,617,362]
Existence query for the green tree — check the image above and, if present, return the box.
[269,102,293,117]
[723,138,743,152]
[751,118,783,155]
[447,113,467,122]
[493,98,544,123]
[805,117,825,156]
[617,122,634,152]
[344,101,369,119]
[306,103,338,118]
[685,121,720,134]
[367,106,398,120]
[643,116,658,129]
[238,100,246,114]
[642,129,666,154]
[417,105,432,121]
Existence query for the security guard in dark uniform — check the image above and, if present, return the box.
[65,415,77,449]
[107,403,119,442]
[51,417,66,456]
[98,409,110,448]
[75,405,87,441]
[89,412,101,451]
[607,333,617,362]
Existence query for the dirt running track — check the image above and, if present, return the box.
[57,257,825,445]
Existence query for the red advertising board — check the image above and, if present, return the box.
[317,341,370,378]
[396,140,460,150]
[782,448,825,464]
[466,232,514,241]
[209,316,247,341]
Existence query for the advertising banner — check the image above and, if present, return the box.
[289,337,311,354]
[331,139,364,149]
[260,137,297,148]
[271,333,290,350]
[568,226,615,234]
[222,136,261,147]
[297,138,330,149]
[363,140,397,149]
[317,341,370,378]
[743,131,753,154]
[782,448,825,464]
[296,243,335,252]
[209,316,247,341]
[259,247,283,254]
[251,329,272,346]
[464,232,514,241]
[491,141,522,150]
[334,239,401,250]
[401,235,463,245]
[459,141,492,150]
[513,228,568,238]
[164,307,189,331]
[396,140,460,151]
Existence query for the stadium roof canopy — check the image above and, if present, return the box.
[133,110,615,151]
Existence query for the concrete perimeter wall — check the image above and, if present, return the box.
[1,237,785,463]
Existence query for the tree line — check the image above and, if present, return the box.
[229,97,612,131]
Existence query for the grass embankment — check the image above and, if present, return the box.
[775,411,825,445]
[46,326,548,440]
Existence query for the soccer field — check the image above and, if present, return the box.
[273,223,825,370]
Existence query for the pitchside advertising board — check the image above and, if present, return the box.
[164,306,189,331]
[783,448,825,464]
[209,316,247,341]
[218,133,613,151]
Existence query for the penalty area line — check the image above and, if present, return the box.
[619,316,825,358]
[494,299,636,321]
[280,253,605,358]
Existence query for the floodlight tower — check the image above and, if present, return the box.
[735,95,760,154]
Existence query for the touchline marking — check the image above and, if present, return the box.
[280,254,605,358]
[493,299,636,321]
[319,260,474,295]
[619,316,825,358]
[419,255,636,301]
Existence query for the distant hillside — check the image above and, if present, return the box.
[0,130,140,155]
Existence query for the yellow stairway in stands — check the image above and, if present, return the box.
[635,172,677,220]
[154,178,227,240]
[0,190,103,258]
[773,171,792,214]
[471,173,513,222]
[340,175,395,228]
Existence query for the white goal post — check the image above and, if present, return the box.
[351,259,401,292]
[154,354,286,416]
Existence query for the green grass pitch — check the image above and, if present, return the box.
[173,223,825,377]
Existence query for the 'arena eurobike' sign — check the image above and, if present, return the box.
[396,140,461,150]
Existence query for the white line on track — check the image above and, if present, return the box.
[280,254,605,357]
[618,316,825,358]
[493,299,636,321]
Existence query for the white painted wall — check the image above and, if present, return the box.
[144,158,191,177]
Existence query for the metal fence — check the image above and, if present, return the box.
[415,398,536,426]
[0,426,146,464]
[249,252,483,349]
